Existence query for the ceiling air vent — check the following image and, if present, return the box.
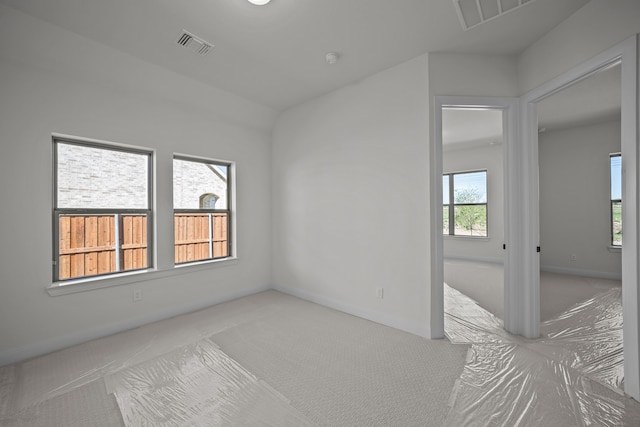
[453,0,538,31]
[176,30,213,56]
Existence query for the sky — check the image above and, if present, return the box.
[443,171,487,204]
[611,155,621,200]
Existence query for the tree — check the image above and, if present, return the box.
[454,188,487,236]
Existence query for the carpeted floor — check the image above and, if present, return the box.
[0,290,469,426]
[1,283,637,426]
[212,291,468,426]
[444,259,621,321]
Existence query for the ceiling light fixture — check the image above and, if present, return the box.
[248,0,271,5]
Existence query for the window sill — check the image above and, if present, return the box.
[608,246,622,253]
[47,257,238,296]
[443,235,490,241]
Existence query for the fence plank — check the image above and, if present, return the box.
[97,251,112,275]
[71,253,85,279]
[71,217,84,249]
[98,216,112,247]
[59,217,70,253]
[86,252,97,276]
[213,214,228,257]
[59,255,70,280]
[85,216,97,248]
[173,213,220,263]
[57,214,147,280]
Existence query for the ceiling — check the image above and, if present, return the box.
[0,0,589,111]
[537,62,621,132]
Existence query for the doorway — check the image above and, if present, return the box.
[431,96,518,338]
[536,62,622,321]
[520,35,638,399]
[442,107,505,319]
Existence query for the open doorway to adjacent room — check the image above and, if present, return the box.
[535,63,622,323]
[442,107,506,320]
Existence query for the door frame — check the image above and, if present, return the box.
[520,35,639,399]
[431,96,518,338]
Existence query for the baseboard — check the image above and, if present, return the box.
[274,284,431,339]
[0,283,271,367]
[540,265,622,281]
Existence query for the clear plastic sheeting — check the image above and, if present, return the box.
[530,287,624,390]
[0,299,282,415]
[445,344,640,427]
[444,283,640,425]
[444,283,511,344]
[106,338,313,427]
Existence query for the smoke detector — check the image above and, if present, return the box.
[325,52,340,65]
[453,0,538,31]
[176,30,213,56]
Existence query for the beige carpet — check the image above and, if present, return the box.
[0,290,468,426]
[444,259,621,321]
[2,286,636,426]
[212,291,468,426]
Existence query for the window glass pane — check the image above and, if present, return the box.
[443,205,449,235]
[454,171,487,204]
[612,202,622,246]
[56,143,148,209]
[443,175,450,205]
[174,212,229,263]
[173,159,228,209]
[454,205,487,236]
[611,155,622,200]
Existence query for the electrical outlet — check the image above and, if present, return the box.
[133,289,143,302]
[376,287,384,299]
[570,254,577,261]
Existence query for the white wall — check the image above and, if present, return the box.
[518,0,640,94]
[272,55,431,337]
[0,6,275,364]
[429,53,518,97]
[428,54,516,266]
[538,120,621,278]
[443,143,504,263]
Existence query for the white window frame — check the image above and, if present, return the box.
[443,169,488,237]
[173,154,233,266]
[52,136,153,283]
[610,153,622,247]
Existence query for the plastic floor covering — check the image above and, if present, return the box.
[444,283,640,426]
[1,286,639,425]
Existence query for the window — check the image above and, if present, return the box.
[199,193,219,209]
[173,156,231,264]
[610,153,622,246]
[53,138,152,281]
[443,170,487,237]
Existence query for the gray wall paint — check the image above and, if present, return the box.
[518,0,640,95]
[443,143,505,263]
[0,6,272,363]
[272,55,432,337]
[538,120,622,278]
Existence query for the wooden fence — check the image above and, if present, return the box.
[58,215,147,280]
[174,213,228,263]
[58,213,228,280]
